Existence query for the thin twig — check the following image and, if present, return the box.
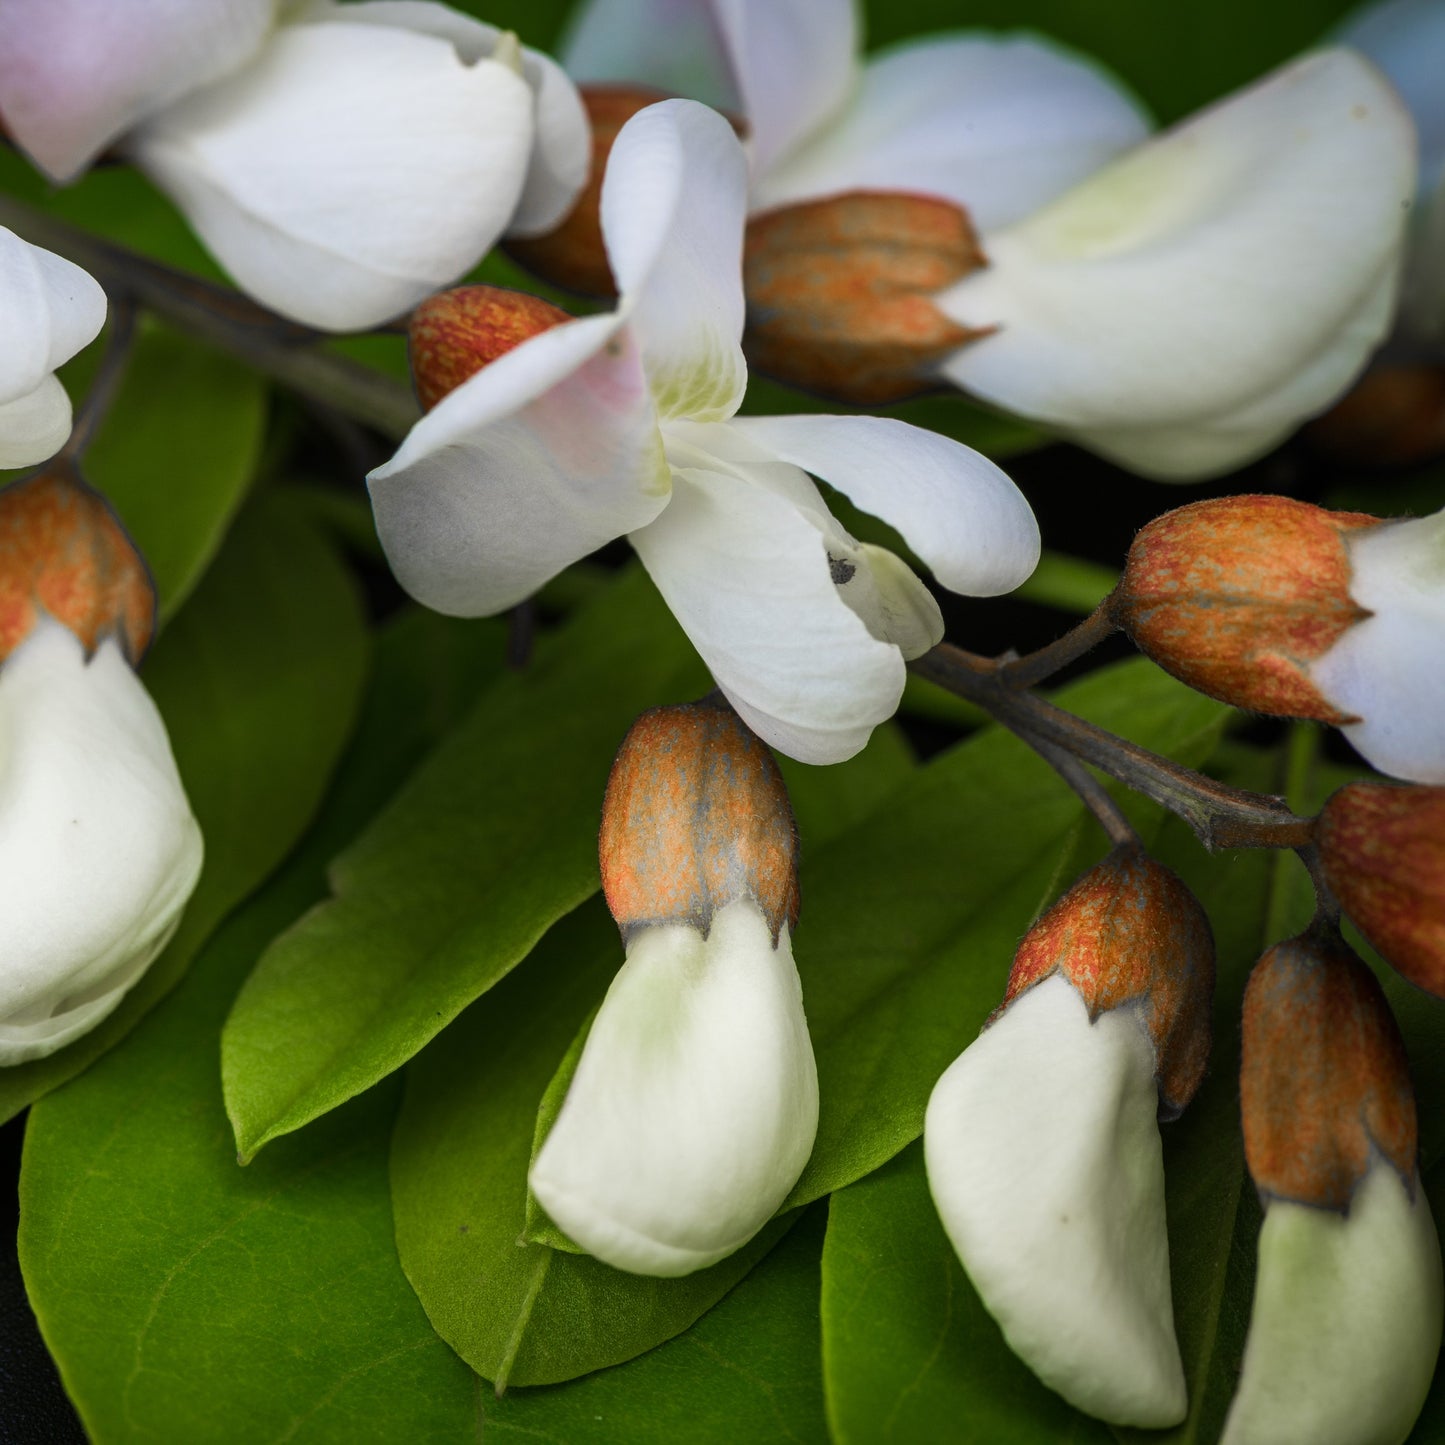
[998,598,1119,691]
[1027,736,1139,848]
[57,295,138,463]
[507,599,537,670]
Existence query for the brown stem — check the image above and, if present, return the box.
[57,295,137,463]
[911,642,1314,852]
[1025,735,1139,849]
[998,598,1119,691]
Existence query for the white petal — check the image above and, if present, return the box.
[0,228,107,404]
[1312,509,1445,783]
[0,376,74,471]
[1222,1161,1442,1445]
[924,975,1187,1428]
[128,18,536,330]
[632,431,908,764]
[753,33,1150,229]
[725,413,1040,596]
[0,620,203,1066]
[369,314,669,616]
[602,99,749,420]
[0,0,275,181]
[559,0,740,114]
[529,900,818,1277]
[939,50,1415,480]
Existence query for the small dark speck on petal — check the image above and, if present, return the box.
[828,552,856,584]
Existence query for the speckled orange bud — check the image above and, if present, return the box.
[742,191,989,406]
[0,468,153,664]
[505,85,667,298]
[408,285,570,411]
[1318,783,1445,999]
[1241,925,1416,1210]
[1307,364,1445,469]
[1113,495,1383,723]
[600,698,799,945]
[1003,845,1215,1118]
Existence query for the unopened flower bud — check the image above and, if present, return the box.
[1318,782,1445,998]
[505,85,665,298]
[742,191,989,405]
[925,846,1214,1427]
[1225,927,1441,1445]
[407,284,571,411]
[530,699,816,1277]
[0,469,154,665]
[1306,364,1445,469]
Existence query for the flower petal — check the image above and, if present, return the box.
[753,33,1150,229]
[1221,1160,1442,1445]
[0,376,74,472]
[1312,509,1445,783]
[939,50,1415,480]
[0,620,203,1065]
[631,436,909,763]
[127,16,536,330]
[726,413,1040,596]
[602,99,749,420]
[0,0,275,181]
[0,227,107,404]
[529,900,818,1277]
[924,975,1187,1428]
[369,314,669,616]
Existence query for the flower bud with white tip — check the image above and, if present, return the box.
[0,469,202,1063]
[528,699,816,1277]
[924,845,1214,1427]
[1223,925,1442,1445]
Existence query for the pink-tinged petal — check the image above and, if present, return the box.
[602,99,749,420]
[369,315,669,616]
[0,0,275,181]
[629,451,906,764]
[753,33,1149,228]
[128,17,536,330]
[725,413,1040,596]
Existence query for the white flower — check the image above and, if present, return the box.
[0,0,589,330]
[1311,506,1445,783]
[924,975,1187,1428]
[937,50,1418,479]
[368,98,1039,764]
[0,618,203,1064]
[0,227,106,470]
[560,0,1150,229]
[530,898,817,1277]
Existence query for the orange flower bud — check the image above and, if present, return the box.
[407,284,570,411]
[600,698,799,943]
[1113,495,1382,723]
[505,85,666,299]
[1306,364,1445,469]
[742,191,989,405]
[0,469,153,664]
[1003,845,1214,1117]
[1318,782,1445,998]
[1241,926,1416,1210]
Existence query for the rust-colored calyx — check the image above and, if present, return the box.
[1003,845,1215,1118]
[1307,364,1445,469]
[0,468,154,664]
[505,85,668,299]
[408,285,570,411]
[1241,924,1416,1211]
[1318,782,1445,1000]
[600,698,799,945]
[742,191,989,406]
[1113,495,1382,723]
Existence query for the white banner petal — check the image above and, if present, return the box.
[602,99,749,420]
[128,17,536,330]
[0,228,107,404]
[0,0,275,181]
[370,314,669,617]
[726,413,1040,596]
[629,448,906,763]
[940,50,1414,474]
[754,33,1149,230]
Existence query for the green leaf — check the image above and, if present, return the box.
[390,893,796,1389]
[18,607,503,1445]
[481,1205,830,1443]
[822,1142,1114,1444]
[0,491,368,1123]
[221,566,709,1161]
